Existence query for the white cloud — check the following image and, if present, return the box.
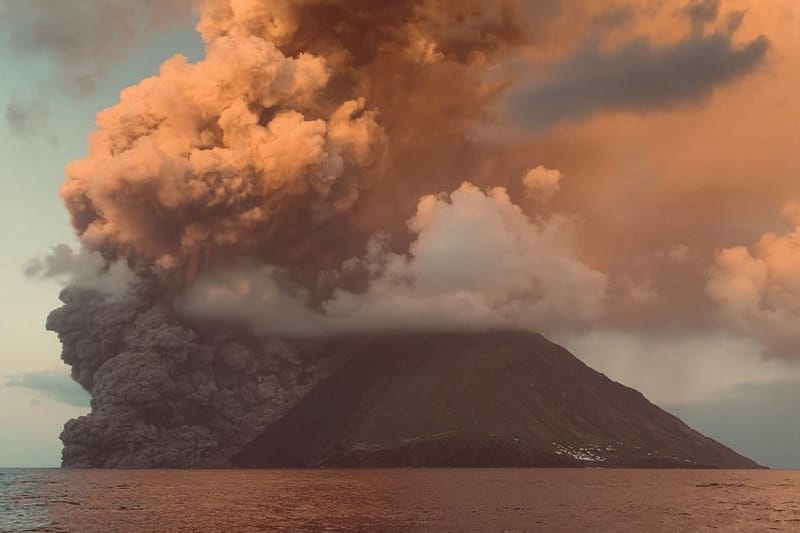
[180,182,608,335]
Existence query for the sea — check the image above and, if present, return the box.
[1,468,799,532]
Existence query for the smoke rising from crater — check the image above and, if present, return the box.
[49,0,576,466]
[42,0,783,466]
[61,29,383,267]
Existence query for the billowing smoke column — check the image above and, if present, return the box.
[47,0,605,466]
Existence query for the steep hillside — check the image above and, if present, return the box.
[233,331,760,468]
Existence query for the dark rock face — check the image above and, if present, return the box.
[232,331,761,469]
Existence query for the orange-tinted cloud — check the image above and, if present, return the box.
[40,0,800,470]
[707,204,800,356]
[52,0,800,352]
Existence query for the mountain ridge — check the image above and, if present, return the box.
[232,330,761,469]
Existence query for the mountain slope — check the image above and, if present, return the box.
[232,331,761,468]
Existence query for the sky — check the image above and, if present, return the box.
[1,0,799,468]
[0,3,204,466]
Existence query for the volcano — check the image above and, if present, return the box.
[232,331,760,469]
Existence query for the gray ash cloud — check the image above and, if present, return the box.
[45,0,542,467]
[39,0,773,467]
[48,285,344,467]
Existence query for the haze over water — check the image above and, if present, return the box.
[2,469,799,532]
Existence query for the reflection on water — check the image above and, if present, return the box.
[2,468,799,532]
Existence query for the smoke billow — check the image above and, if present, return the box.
[48,284,348,466]
[46,0,588,466]
[45,0,769,466]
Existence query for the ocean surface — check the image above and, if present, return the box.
[1,468,799,532]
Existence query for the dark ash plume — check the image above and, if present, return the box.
[48,285,346,467]
[48,0,541,467]
[43,0,773,467]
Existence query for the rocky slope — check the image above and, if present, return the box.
[233,331,761,469]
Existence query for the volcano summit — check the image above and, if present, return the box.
[233,331,760,469]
